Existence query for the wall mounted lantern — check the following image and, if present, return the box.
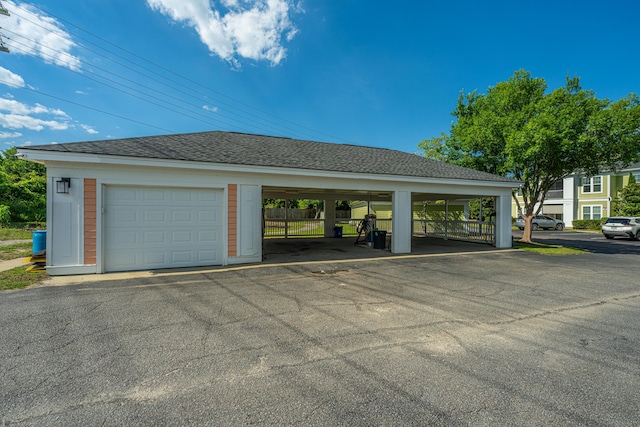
[56,177,71,194]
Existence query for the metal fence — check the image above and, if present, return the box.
[413,219,495,244]
[264,218,495,245]
[264,219,324,237]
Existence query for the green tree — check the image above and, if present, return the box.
[0,147,46,224]
[419,70,640,243]
[613,183,640,216]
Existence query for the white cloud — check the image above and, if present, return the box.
[80,124,98,134]
[0,131,22,138]
[0,113,69,131]
[0,98,68,117]
[0,97,70,131]
[202,105,218,112]
[147,0,299,66]
[2,1,81,70]
[0,66,25,88]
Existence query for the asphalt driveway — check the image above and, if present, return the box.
[1,248,639,425]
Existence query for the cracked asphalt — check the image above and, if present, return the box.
[1,248,639,426]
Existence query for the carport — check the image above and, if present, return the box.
[262,184,506,256]
[18,131,517,275]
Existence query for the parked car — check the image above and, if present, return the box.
[601,217,640,240]
[515,215,565,231]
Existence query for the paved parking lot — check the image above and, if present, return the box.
[1,244,639,425]
[513,228,640,255]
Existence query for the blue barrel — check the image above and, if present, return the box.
[333,226,343,238]
[32,230,46,254]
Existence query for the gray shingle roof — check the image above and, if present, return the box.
[23,131,515,183]
[622,162,640,171]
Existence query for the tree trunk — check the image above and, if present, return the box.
[519,214,534,243]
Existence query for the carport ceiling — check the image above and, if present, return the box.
[262,186,483,202]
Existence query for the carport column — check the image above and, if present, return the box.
[444,200,449,240]
[284,198,289,239]
[323,199,336,237]
[391,191,412,254]
[495,194,513,248]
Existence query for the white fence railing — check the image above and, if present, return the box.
[413,220,495,244]
[264,218,496,245]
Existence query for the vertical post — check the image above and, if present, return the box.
[463,201,471,238]
[391,191,412,254]
[495,193,513,248]
[324,199,336,237]
[444,199,449,240]
[284,198,289,239]
[479,197,483,240]
[562,176,574,228]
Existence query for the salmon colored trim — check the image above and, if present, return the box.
[228,184,237,257]
[84,179,97,264]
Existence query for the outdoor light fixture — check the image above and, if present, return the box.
[56,178,71,194]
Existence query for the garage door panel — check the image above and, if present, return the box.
[143,231,167,244]
[198,250,218,262]
[105,186,223,272]
[197,191,221,204]
[143,189,166,202]
[171,210,193,223]
[144,210,165,222]
[144,252,166,265]
[171,230,193,243]
[172,251,192,263]
[111,187,137,202]
[198,230,217,243]
[112,231,138,246]
[172,191,197,203]
[113,208,138,224]
[198,210,220,224]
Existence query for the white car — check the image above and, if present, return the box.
[515,215,564,231]
[601,217,640,240]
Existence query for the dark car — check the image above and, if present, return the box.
[515,215,565,231]
[601,217,640,240]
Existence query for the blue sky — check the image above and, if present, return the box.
[1,0,639,154]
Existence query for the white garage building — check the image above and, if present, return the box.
[18,131,518,275]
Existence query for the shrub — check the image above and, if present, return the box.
[0,205,9,227]
[572,219,605,230]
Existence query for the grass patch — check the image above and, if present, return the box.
[0,228,34,240]
[0,242,32,261]
[0,266,47,291]
[514,241,587,255]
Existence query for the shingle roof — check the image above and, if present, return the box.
[622,162,640,171]
[23,131,515,183]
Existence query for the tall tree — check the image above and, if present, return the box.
[419,70,640,242]
[0,147,46,224]
[613,183,640,216]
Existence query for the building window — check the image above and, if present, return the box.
[582,205,602,220]
[582,176,602,193]
[633,172,640,183]
[546,180,564,199]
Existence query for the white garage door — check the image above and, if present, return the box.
[104,186,224,272]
